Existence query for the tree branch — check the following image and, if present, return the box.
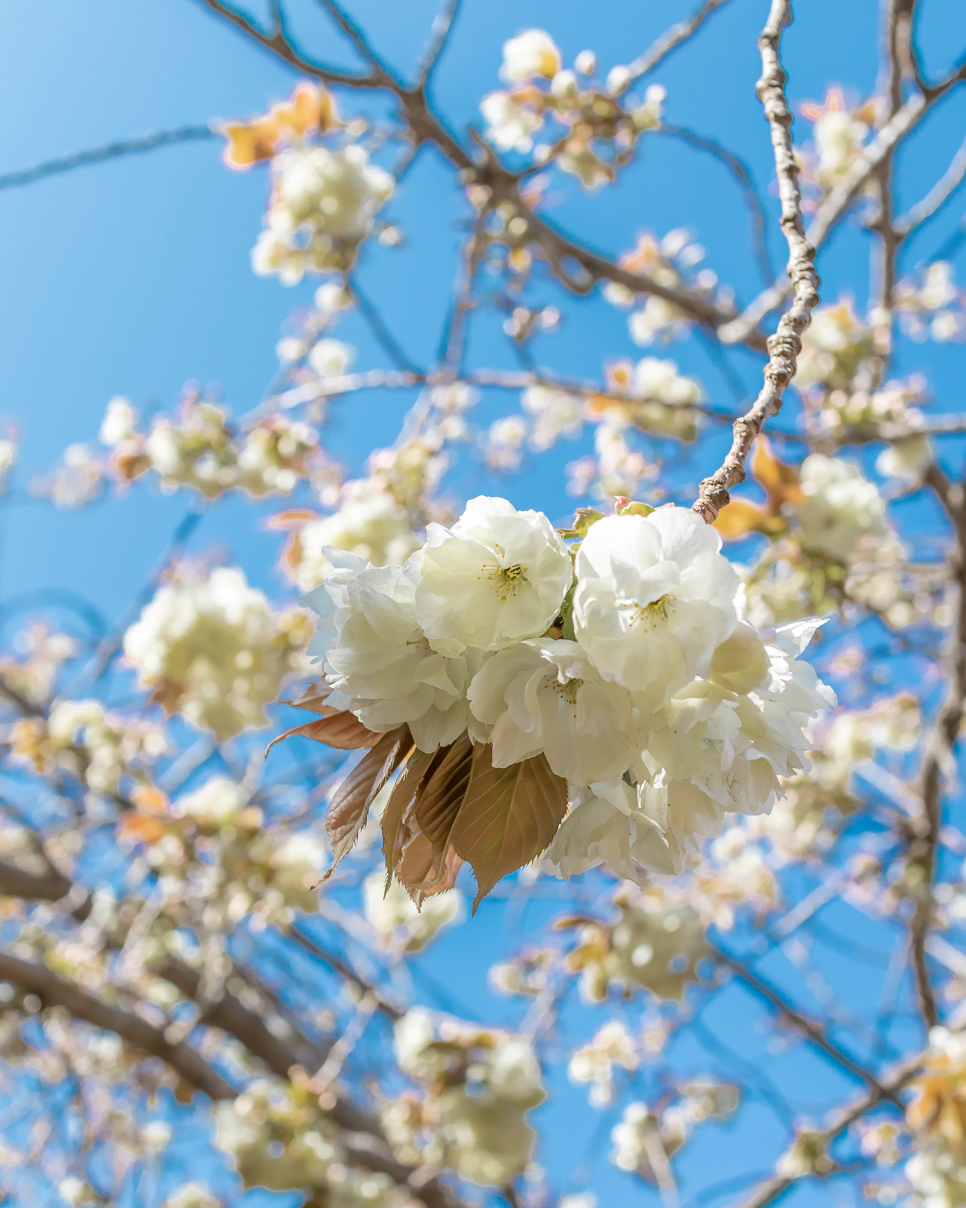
[627,0,734,85]
[0,127,216,193]
[896,133,966,236]
[711,945,903,1107]
[720,56,966,344]
[657,123,777,285]
[414,0,461,86]
[0,949,236,1100]
[692,0,819,522]
[194,0,377,86]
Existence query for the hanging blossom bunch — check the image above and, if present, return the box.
[275,494,834,906]
[219,82,394,281]
[480,29,665,189]
[124,566,313,740]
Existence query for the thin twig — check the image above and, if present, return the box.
[721,56,966,343]
[657,123,777,285]
[627,0,734,85]
[692,0,820,522]
[712,945,904,1106]
[348,278,425,374]
[896,134,966,236]
[194,0,376,86]
[0,127,216,193]
[414,0,462,86]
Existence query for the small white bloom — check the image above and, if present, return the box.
[501,29,561,80]
[100,397,137,446]
[308,338,354,378]
[416,496,573,652]
[480,91,544,152]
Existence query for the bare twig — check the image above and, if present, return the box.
[721,56,966,343]
[0,127,216,193]
[313,0,396,83]
[657,123,777,285]
[692,0,819,522]
[414,0,462,86]
[194,0,376,86]
[627,0,734,85]
[348,278,425,375]
[906,467,966,1028]
[896,134,966,236]
[712,945,903,1106]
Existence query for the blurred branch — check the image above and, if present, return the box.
[196,0,771,353]
[194,0,377,86]
[414,0,461,86]
[896,133,966,236]
[273,365,736,423]
[657,123,777,285]
[735,1052,925,1208]
[627,0,734,85]
[285,922,405,1019]
[721,53,966,343]
[0,950,236,1100]
[711,945,904,1105]
[0,126,217,193]
[692,0,820,522]
[347,278,425,375]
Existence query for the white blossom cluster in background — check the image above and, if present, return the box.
[303,493,834,888]
[604,229,723,347]
[797,87,877,193]
[214,1079,397,1206]
[123,567,313,739]
[480,29,665,189]
[386,1008,545,1185]
[253,145,394,281]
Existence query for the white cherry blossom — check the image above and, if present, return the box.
[314,557,474,751]
[467,638,635,785]
[415,496,573,652]
[500,29,561,81]
[573,507,739,701]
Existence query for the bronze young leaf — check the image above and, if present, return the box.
[266,709,384,758]
[324,726,413,877]
[450,745,569,912]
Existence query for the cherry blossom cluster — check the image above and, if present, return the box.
[124,567,313,740]
[387,1008,545,1185]
[294,494,834,899]
[480,29,665,188]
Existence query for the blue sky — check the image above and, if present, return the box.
[2,0,966,1204]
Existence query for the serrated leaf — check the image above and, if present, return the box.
[396,834,464,905]
[325,727,413,877]
[415,735,474,850]
[380,748,437,891]
[266,710,383,759]
[405,735,474,896]
[450,746,569,912]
